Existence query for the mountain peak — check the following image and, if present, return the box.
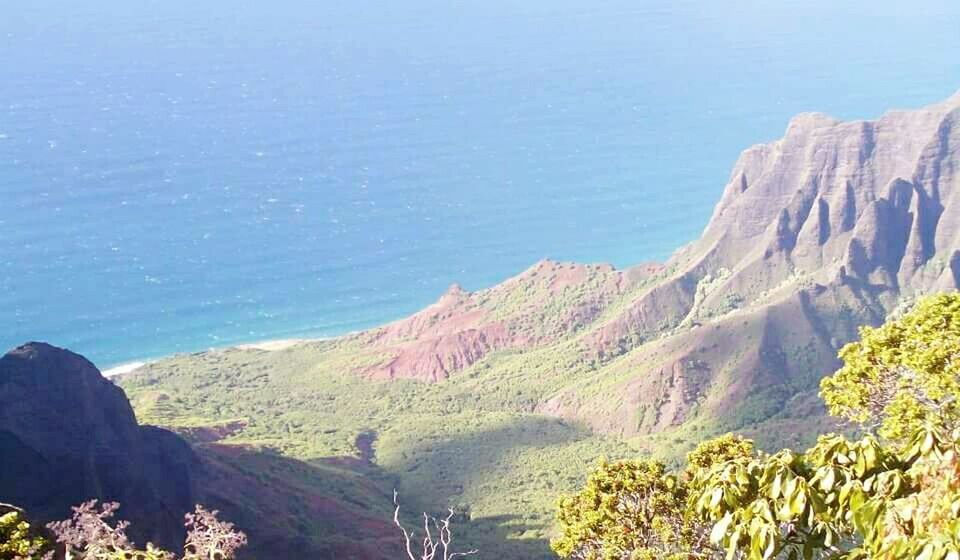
[2,341,100,380]
[785,111,841,133]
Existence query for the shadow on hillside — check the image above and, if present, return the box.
[196,444,406,560]
[371,415,595,559]
[208,437,559,559]
[459,514,554,559]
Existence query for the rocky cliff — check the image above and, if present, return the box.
[0,342,197,549]
[537,91,960,436]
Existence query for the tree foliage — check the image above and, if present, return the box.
[551,434,754,559]
[555,292,960,560]
[551,457,691,559]
[820,292,960,441]
[0,506,51,560]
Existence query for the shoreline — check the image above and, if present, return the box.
[86,259,629,380]
[95,261,631,379]
[101,336,331,378]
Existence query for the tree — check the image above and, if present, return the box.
[693,432,909,559]
[551,434,753,560]
[820,293,960,441]
[694,424,960,559]
[556,293,960,560]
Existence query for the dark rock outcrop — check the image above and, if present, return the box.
[0,342,197,549]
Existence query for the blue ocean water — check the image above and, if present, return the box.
[2,0,959,368]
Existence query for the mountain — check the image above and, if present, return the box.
[354,260,659,382]
[540,90,960,437]
[0,342,404,559]
[107,91,960,557]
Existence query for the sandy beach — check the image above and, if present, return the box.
[101,337,323,378]
[234,338,311,352]
[102,361,149,377]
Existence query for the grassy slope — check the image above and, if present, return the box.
[122,341,643,558]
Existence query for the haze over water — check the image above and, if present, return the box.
[2,0,959,367]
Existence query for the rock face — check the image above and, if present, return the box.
[695,91,960,295]
[537,91,960,437]
[0,342,197,549]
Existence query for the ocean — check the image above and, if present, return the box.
[2,0,959,367]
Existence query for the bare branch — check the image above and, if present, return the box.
[392,490,477,560]
[394,490,418,560]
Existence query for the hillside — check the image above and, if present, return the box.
[116,92,960,558]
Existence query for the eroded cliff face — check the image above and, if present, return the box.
[538,91,960,436]
[695,90,960,296]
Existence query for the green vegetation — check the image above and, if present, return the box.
[553,293,960,559]
[0,507,50,560]
[12,283,958,558]
[552,434,754,560]
[121,342,643,557]
[117,275,845,556]
[112,236,955,559]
